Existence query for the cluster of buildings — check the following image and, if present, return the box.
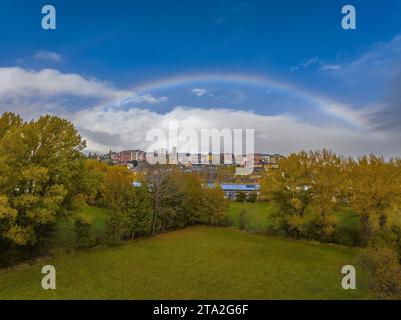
[92,149,282,201]
[99,149,283,170]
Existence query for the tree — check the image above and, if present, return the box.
[307,150,344,240]
[102,166,133,244]
[74,212,92,249]
[358,246,401,299]
[344,155,401,244]
[203,184,229,227]
[123,185,152,239]
[147,166,182,234]
[0,113,86,262]
[79,159,108,205]
[262,152,313,237]
[239,208,248,230]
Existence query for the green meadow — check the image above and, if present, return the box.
[0,203,369,299]
[0,226,369,299]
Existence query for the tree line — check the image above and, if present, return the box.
[0,112,228,266]
[262,150,401,298]
[83,162,229,246]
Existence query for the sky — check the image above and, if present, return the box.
[1,0,401,156]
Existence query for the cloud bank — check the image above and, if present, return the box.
[0,64,399,158]
[74,106,396,157]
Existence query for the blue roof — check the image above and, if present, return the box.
[207,183,260,191]
[220,184,260,191]
[137,181,259,191]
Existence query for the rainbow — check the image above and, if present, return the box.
[113,72,367,129]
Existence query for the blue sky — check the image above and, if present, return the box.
[1,0,401,156]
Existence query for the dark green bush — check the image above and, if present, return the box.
[357,246,401,299]
[74,213,93,249]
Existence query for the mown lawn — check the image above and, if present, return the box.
[0,226,370,299]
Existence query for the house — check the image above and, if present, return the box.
[220,184,260,200]
[118,150,146,164]
[208,183,261,200]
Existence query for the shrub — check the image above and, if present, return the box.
[333,224,363,246]
[104,212,127,246]
[239,209,248,230]
[236,191,246,202]
[74,213,93,249]
[247,192,257,203]
[357,246,401,299]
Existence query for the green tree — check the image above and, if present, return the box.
[239,208,248,230]
[0,112,86,262]
[102,166,133,244]
[262,152,313,237]
[124,185,152,239]
[74,212,93,249]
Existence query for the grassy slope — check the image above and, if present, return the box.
[0,226,369,299]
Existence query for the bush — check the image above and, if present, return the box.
[333,224,364,246]
[239,209,248,230]
[104,212,127,246]
[74,213,93,249]
[305,214,336,242]
[236,191,246,202]
[357,246,401,299]
[247,192,257,203]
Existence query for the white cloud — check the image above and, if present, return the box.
[74,106,396,157]
[291,56,342,72]
[0,67,130,100]
[116,93,168,105]
[34,50,62,63]
[292,34,401,76]
[0,66,398,158]
[191,88,208,97]
[320,64,342,71]
[290,57,320,72]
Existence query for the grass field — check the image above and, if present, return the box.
[0,203,368,299]
[0,226,369,299]
[228,202,276,232]
[228,202,360,233]
[49,202,359,249]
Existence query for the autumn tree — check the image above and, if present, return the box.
[203,183,229,227]
[262,152,313,237]
[102,166,133,244]
[123,184,152,239]
[344,155,401,245]
[306,150,345,240]
[79,159,109,205]
[0,112,86,264]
